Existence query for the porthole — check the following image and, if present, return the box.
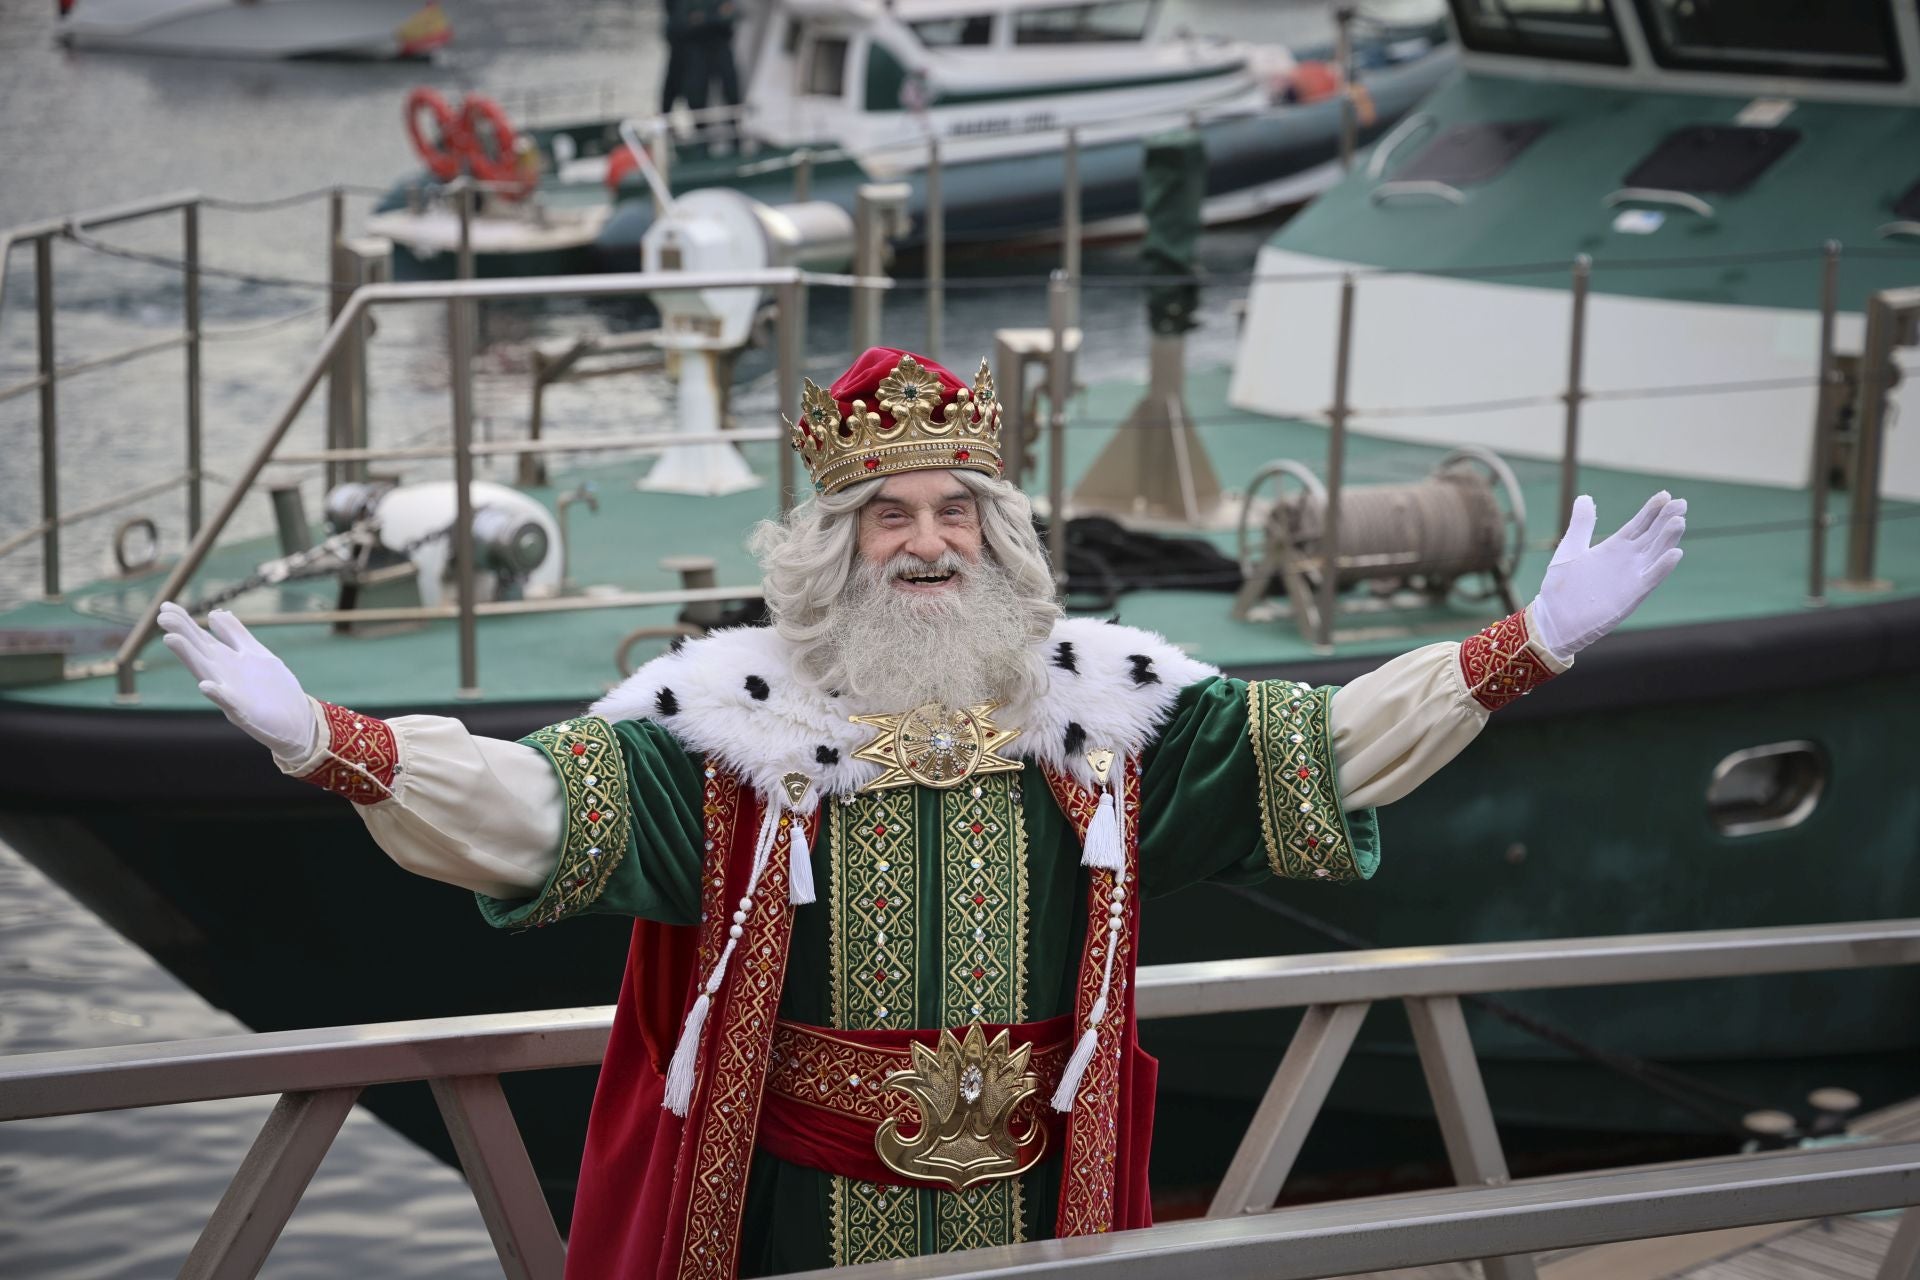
[1707,741,1825,837]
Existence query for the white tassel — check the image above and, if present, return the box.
[660,804,783,1115]
[1079,789,1124,871]
[1052,1021,1101,1111]
[787,815,815,905]
[663,990,711,1116]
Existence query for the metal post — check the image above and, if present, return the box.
[35,234,59,600]
[1559,255,1590,534]
[774,276,806,514]
[1405,996,1538,1280]
[183,202,204,538]
[455,179,476,285]
[1047,271,1071,593]
[1335,4,1358,172]
[1809,241,1841,606]
[926,135,944,358]
[793,148,813,202]
[1316,275,1355,651]
[1062,128,1082,327]
[325,188,350,494]
[1844,292,1894,587]
[448,295,481,699]
[1208,1003,1371,1218]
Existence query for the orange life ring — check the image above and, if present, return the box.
[604,144,641,192]
[404,86,466,181]
[460,94,535,198]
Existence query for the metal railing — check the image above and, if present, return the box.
[105,267,817,702]
[0,191,206,599]
[6,919,1920,1280]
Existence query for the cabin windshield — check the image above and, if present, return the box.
[1629,0,1904,83]
[1448,0,1628,66]
[1013,1,1155,45]
[912,15,995,47]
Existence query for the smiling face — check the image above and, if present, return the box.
[856,471,984,597]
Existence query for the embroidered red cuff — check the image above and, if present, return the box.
[299,701,398,805]
[1458,610,1558,712]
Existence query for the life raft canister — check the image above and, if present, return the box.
[404,86,466,181]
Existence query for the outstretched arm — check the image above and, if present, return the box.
[1142,492,1685,891]
[158,602,564,899]
[1331,490,1686,807]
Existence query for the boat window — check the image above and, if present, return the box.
[803,34,849,97]
[1630,0,1903,83]
[1014,1,1154,45]
[1446,0,1628,66]
[1707,742,1825,837]
[1396,120,1550,186]
[912,15,994,47]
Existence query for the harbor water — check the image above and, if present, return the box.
[0,0,1398,1272]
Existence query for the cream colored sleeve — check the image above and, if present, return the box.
[1328,613,1570,810]
[277,699,562,898]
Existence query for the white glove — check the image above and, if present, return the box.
[157,602,318,762]
[1529,491,1686,662]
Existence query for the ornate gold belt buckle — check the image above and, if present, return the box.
[851,701,1022,793]
[874,1023,1047,1192]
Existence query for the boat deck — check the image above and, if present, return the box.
[3,363,1917,712]
[1330,1096,1920,1280]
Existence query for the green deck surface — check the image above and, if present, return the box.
[4,365,1915,713]
[1280,74,1920,311]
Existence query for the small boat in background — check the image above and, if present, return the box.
[56,0,452,61]
[368,0,1455,275]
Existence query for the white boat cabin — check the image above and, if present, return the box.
[738,0,1287,164]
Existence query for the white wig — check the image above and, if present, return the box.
[747,470,1060,709]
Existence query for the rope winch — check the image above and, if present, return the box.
[1232,447,1526,641]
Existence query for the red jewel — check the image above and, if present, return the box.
[863,457,879,471]
[971,966,985,980]
[587,810,601,824]
[875,896,888,911]
[970,822,983,835]
[954,449,970,461]
[1297,767,1311,780]
[571,743,587,757]
[972,893,986,906]
[873,824,887,837]
[1306,836,1319,848]
[875,969,887,983]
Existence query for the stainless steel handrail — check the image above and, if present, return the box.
[1366,110,1436,179]
[108,267,816,701]
[1603,187,1715,219]
[7,918,1920,1279]
[1879,221,1920,241]
[1369,179,1466,206]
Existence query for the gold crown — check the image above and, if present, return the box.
[788,353,1004,495]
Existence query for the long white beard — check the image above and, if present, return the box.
[818,551,1033,711]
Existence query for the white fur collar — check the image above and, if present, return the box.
[588,617,1218,811]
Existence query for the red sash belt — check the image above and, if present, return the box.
[758,1015,1073,1188]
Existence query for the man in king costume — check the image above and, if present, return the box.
[158,347,1687,1277]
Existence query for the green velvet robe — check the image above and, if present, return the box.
[479,675,1377,1274]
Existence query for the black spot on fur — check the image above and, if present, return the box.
[745,675,770,701]
[1063,721,1086,755]
[1127,654,1160,686]
[1053,641,1078,673]
[815,745,839,766]
[655,688,679,717]
[668,635,687,654]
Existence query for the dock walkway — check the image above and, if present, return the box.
[1331,1097,1920,1280]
